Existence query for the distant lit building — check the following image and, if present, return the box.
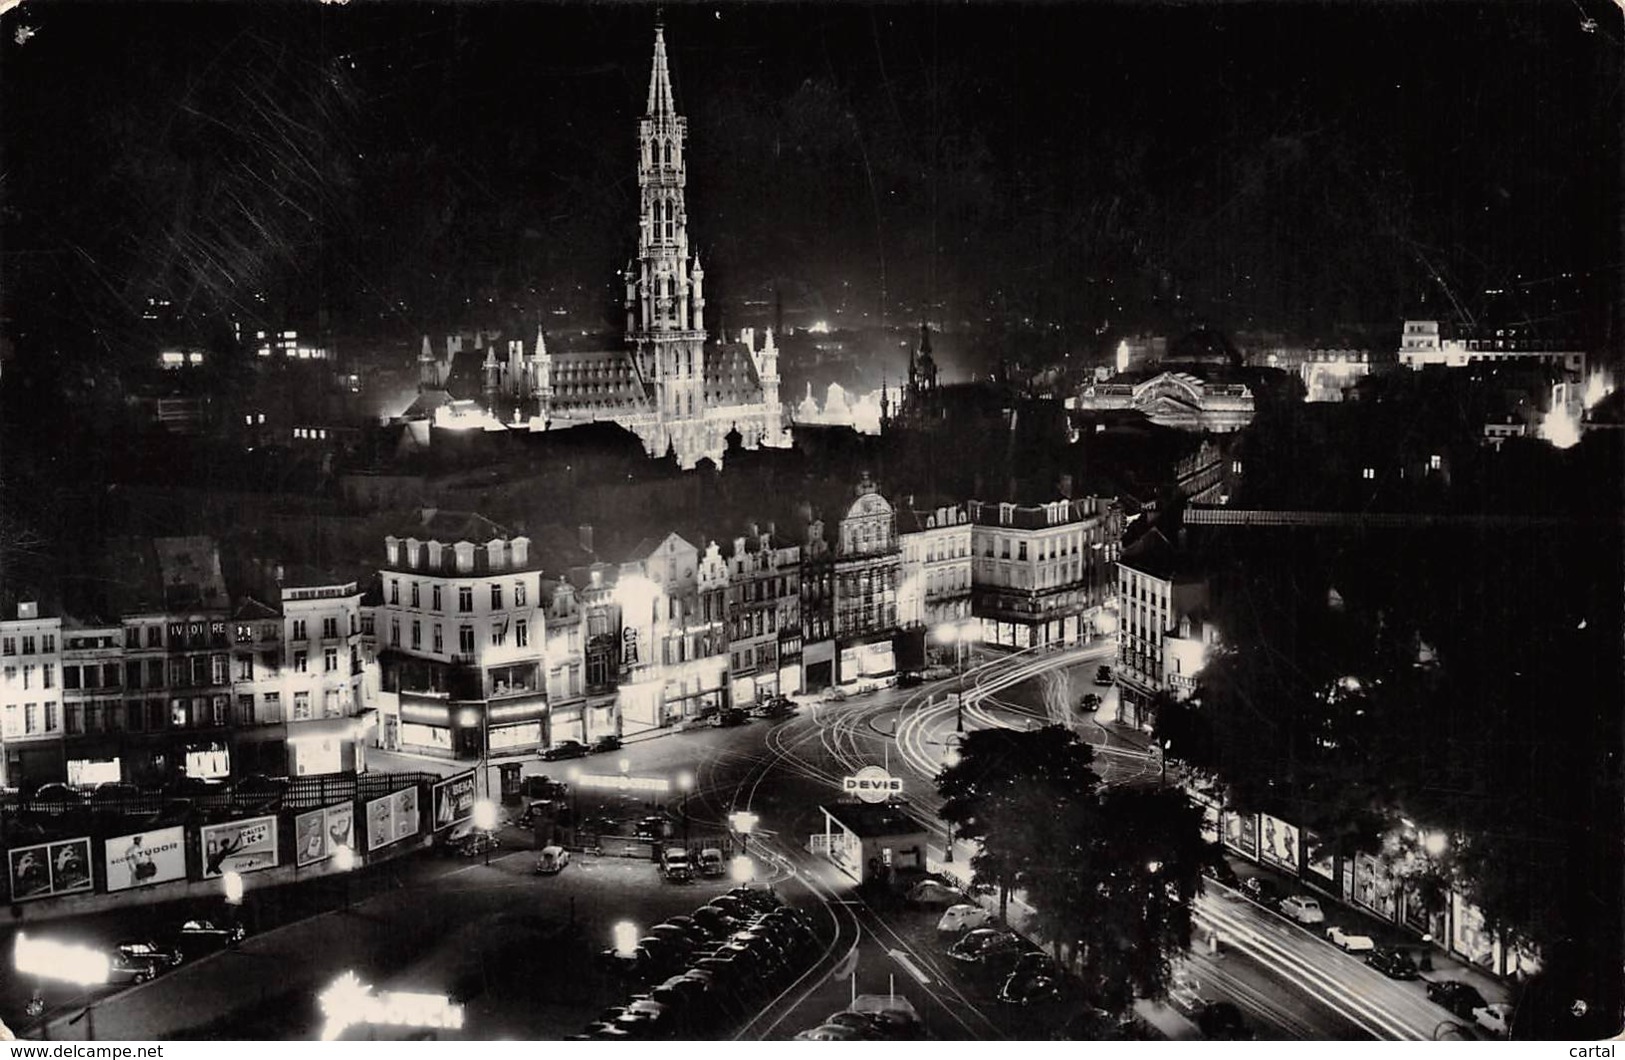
[1073,370,1255,431]
[59,618,124,787]
[1258,347,1373,402]
[1398,319,1585,377]
[724,526,802,708]
[280,574,368,776]
[897,501,973,652]
[617,533,729,731]
[968,496,1121,651]
[799,518,837,692]
[230,596,286,776]
[833,474,903,685]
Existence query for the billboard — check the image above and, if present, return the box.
[104,827,187,892]
[200,816,279,878]
[8,838,93,902]
[1303,829,1336,882]
[1221,810,1258,861]
[431,772,477,831]
[1258,813,1300,875]
[1352,851,1399,922]
[295,803,356,868]
[366,786,421,852]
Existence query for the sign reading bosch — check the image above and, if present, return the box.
[842,766,903,804]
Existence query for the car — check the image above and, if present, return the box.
[1278,895,1326,924]
[937,903,994,935]
[1197,1000,1250,1039]
[452,831,499,858]
[636,816,670,840]
[32,782,84,804]
[534,845,570,874]
[907,878,962,908]
[792,1024,866,1041]
[1364,945,1420,980]
[91,781,142,805]
[660,848,692,881]
[590,734,623,754]
[116,939,183,968]
[1168,968,1205,1014]
[230,774,288,811]
[1240,876,1281,904]
[726,886,782,912]
[698,847,725,877]
[819,1011,889,1038]
[172,918,245,957]
[1325,926,1376,952]
[540,740,589,761]
[997,968,1064,1006]
[1473,1001,1514,1037]
[896,671,924,688]
[753,696,796,718]
[712,708,749,728]
[1094,665,1112,685]
[948,929,1029,974]
[1426,980,1489,1020]
[1201,857,1241,890]
[710,894,752,918]
[107,942,178,984]
[665,915,717,944]
[847,994,923,1038]
[692,905,743,935]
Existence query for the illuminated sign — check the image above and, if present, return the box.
[573,773,670,795]
[842,766,903,804]
[431,772,477,830]
[295,802,355,868]
[319,972,465,1041]
[200,816,279,877]
[366,787,421,852]
[104,826,186,892]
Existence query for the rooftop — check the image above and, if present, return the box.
[821,801,928,838]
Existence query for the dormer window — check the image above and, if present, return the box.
[385,537,400,567]
[427,542,443,569]
[454,542,475,573]
[487,540,505,571]
[405,538,420,569]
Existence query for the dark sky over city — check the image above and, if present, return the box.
[2,0,1619,360]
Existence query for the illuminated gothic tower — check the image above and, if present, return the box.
[624,22,708,461]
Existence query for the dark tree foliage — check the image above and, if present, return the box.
[936,725,1205,1013]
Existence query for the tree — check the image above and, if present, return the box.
[936,725,1206,1014]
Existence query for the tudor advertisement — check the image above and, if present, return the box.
[105,827,187,892]
[201,816,280,878]
[432,772,477,830]
[7,838,93,902]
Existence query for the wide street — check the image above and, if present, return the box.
[24,636,1502,1041]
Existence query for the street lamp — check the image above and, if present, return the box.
[15,934,111,1040]
[333,844,356,912]
[934,619,981,733]
[566,764,583,843]
[730,854,755,883]
[473,799,498,866]
[677,770,695,850]
[729,809,759,858]
[222,870,244,943]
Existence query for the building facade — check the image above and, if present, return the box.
[897,502,974,647]
[375,516,548,762]
[968,497,1122,651]
[799,519,837,692]
[60,619,125,788]
[1073,370,1256,431]
[1,603,63,789]
[280,578,368,776]
[1115,528,1210,730]
[1398,319,1586,377]
[833,476,903,684]
[724,527,802,708]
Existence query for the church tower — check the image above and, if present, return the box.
[625,21,708,465]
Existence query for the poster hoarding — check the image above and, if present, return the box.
[1221,810,1258,860]
[200,816,279,877]
[295,803,356,867]
[1352,851,1400,922]
[367,786,421,851]
[1303,829,1336,882]
[431,772,477,831]
[7,838,93,902]
[104,827,187,892]
[1258,813,1300,875]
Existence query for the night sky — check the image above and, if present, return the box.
[2,0,1619,363]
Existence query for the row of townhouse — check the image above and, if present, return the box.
[0,540,370,792]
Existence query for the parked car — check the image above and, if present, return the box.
[453,831,499,858]
[541,740,589,761]
[948,929,1029,974]
[847,994,923,1039]
[1426,980,1489,1020]
[753,696,795,718]
[1364,946,1420,980]
[1094,665,1112,685]
[230,774,288,811]
[1240,876,1281,905]
[660,848,693,882]
[937,903,994,935]
[666,915,717,944]
[108,941,181,984]
[997,967,1064,1006]
[907,878,962,908]
[535,845,570,874]
[712,708,749,728]
[635,816,669,840]
[91,782,142,805]
[1325,926,1376,952]
[590,734,623,754]
[692,905,744,935]
[1201,857,1241,890]
[172,917,245,958]
[792,1024,866,1041]
[32,782,83,805]
[727,885,782,912]
[818,1011,888,1038]
[1473,1001,1514,1037]
[1278,895,1326,924]
[1197,1000,1250,1039]
[896,671,924,688]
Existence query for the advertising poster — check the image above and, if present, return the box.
[1221,810,1258,860]
[1353,851,1400,923]
[1199,802,1221,845]
[1258,813,1300,875]
[1304,829,1336,882]
[200,816,279,878]
[8,838,93,902]
[367,787,421,851]
[431,772,477,831]
[1450,890,1495,969]
[104,827,187,892]
[295,803,356,867]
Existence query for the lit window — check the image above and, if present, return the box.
[1362,467,1375,480]
[1429,454,1442,471]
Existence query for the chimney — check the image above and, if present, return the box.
[579,524,595,554]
